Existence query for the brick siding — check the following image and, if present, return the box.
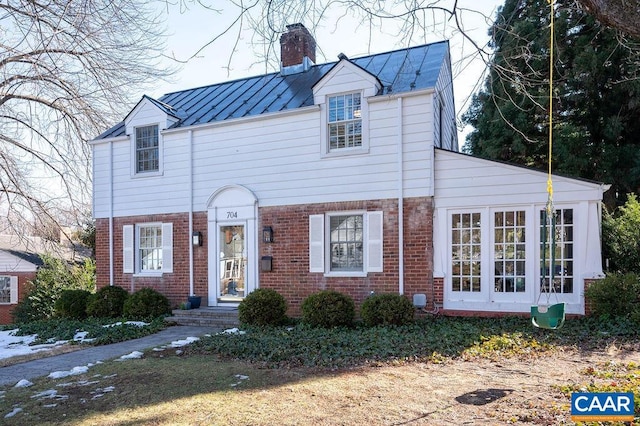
[96,197,436,315]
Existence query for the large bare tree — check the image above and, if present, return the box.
[0,0,170,241]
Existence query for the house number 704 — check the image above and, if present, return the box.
[226,211,238,219]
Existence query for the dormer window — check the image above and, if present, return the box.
[135,125,159,173]
[328,93,362,150]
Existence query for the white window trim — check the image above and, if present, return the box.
[130,123,163,178]
[319,92,370,158]
[0,276,18,305]
[309,210,383,277]
[123,222,173,276]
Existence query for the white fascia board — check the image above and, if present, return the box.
[88,135,128,146]
[161,104,320,136]
[368,88,436,103]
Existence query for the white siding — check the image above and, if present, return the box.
[434,150,606,207]
[433,54,457,151]
[94,89,438,218]
[401,95,435,197]
[125,99,177,134]
[313,61,381,101]
[0,251,37,273]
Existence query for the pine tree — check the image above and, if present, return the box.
[463,0,640,206]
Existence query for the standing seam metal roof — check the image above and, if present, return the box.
[95,40,449,140]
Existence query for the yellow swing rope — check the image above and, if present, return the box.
[547,0,554,208]
[542,0,556,305]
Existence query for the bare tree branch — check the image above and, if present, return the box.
[0,0,173,238]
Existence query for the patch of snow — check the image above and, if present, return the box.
[102,321,149,328]
[31,389,58,399]
[222,328,246,335]
[48,365,89,379]
[0,329,70,360]
[57,380,99,388]
[169,336,200,347]
[230,374,249,387]
[14,379,33,388]
[116,351,144,361]
[42,404,58,408]
[4,407,22,418]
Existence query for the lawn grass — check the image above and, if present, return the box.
[0,315,638,425]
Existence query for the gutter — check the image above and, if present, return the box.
[188,130,195,296]
[397,97,404,295]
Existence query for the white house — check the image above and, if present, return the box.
[91,23,607,316]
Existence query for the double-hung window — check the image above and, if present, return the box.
[123,223,173,275]
[328,93,362,150]
[135,125,159,173]
[329,215,364,271]
[138,225,163,272]
[0,276,18,304]
[309,211,382,276]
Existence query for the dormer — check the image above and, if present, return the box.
[313,58,382,157]
[124,96,181,178]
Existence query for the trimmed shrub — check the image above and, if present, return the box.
[87,285,129,318]
[585,273,640,321]
[54,289,92,319]
[360,293,415,327]
[238,288,288,326]
[123,288,171,320]
[301,290,355,328]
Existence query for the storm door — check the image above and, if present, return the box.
[218,224,246,301]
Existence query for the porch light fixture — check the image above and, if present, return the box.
[192,231,202,247]
[262,226,273,243]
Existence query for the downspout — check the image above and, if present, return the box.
[397,97,405,295]
[108,140,114,286]
[188,130,195,296]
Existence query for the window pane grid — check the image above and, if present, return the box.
[0,276,10,303]
[328,93,362,150]
[451,213,481,292]
[136,125,159,173]
[139,225,162,271]
[330,215,363,271]
[494,210,526,293]
[540,208,573,294]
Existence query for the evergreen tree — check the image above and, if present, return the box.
[463,0,640,207]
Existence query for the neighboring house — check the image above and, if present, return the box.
[91,24,608,316]
[0,234,91,325]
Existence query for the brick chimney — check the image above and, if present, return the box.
[280,23,316,75]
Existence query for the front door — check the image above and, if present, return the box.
[207,185,258,307]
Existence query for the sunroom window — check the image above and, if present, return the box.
[494,210,526,293]
[451,212,481,292]
[540,208,573,293]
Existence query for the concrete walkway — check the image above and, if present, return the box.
[0,325,217,387]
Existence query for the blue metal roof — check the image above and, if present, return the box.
[96,41,449,139]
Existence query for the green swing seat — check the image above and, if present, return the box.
[531,302,566,330]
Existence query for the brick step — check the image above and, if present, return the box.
[165,307,240,328]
